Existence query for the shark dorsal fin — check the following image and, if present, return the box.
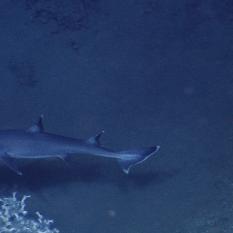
[87,130,104,146]
[27,115,44,133]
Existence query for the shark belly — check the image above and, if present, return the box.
[1,140,67,160]
[8,153,62,159]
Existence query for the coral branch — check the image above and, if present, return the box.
[0,193,59,233]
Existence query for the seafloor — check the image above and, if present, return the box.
[0,0,232,232]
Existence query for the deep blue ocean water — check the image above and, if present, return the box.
[0,0,232,232]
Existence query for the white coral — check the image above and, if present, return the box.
[0,193,59,233]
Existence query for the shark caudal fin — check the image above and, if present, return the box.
[117,145,160,174]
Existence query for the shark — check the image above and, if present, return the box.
[0,115,160,175]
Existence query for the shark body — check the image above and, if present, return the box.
[0,116,160,175]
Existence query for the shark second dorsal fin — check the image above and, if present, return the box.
[27,114,44,133]
[87,130,104,146]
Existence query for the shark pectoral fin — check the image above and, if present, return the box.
[57,155,71,165]
[57,155,67,161]
[57,155,65,161]
[0,153,22,176]
[87,130,105,146]
[27,114,44,133]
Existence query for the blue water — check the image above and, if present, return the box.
[0,0,232,232]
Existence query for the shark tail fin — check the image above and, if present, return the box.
[117,145,160,174]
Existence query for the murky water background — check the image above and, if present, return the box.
[0,0,232,232]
